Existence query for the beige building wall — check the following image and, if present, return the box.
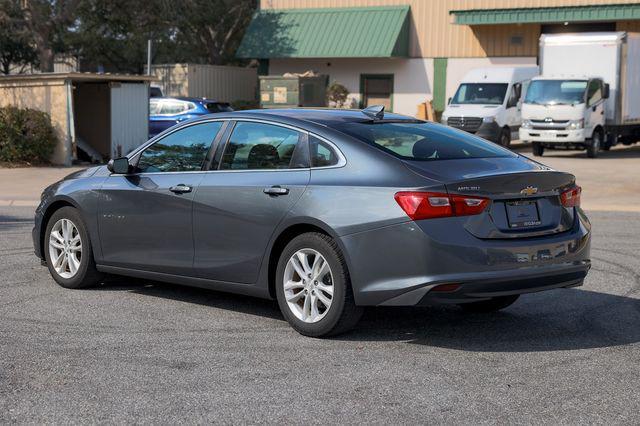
[261,0,640,58]
[0,81,70,165]
[269,57,434,115]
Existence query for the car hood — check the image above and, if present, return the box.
[62,166,102,181]
[521,103,584,121]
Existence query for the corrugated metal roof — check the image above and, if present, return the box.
[237,6,410,58]
[451,3,640,25]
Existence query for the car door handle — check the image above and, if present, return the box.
[169,184,192,194]
[263,186,289,196]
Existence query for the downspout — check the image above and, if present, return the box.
[65,79,76,166]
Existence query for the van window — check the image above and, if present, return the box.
[506,83,522,108]
[451,83,508,105]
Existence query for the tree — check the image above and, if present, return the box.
[22,0,80,72]
[0,0,38,74]
[170,0,257,65]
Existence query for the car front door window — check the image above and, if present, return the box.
[220,122,307,170]
[137,122,223,173]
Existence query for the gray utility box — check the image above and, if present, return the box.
[260,75,328,108]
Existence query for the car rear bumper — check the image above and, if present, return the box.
[340,209,591,306]
[519,128,586,143]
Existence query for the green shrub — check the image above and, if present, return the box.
[0,107,57,165]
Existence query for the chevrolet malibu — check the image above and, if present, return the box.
[33,107,591,337]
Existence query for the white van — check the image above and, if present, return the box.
[441,66,539,146]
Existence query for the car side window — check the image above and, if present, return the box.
[310,135,340,167]
[137,121,223,173]
[149,99,162,114]
[160,100,188,115]
[587,80,602,106]
[220,122,306,170]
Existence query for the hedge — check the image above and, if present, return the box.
[0,107,57,164]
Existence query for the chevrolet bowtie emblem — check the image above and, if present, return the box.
[520,186,538,196]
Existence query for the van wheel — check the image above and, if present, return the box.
[498,127,511,147]
[586,130,602,158]
[532,143,544,157]
[275,232,363,337]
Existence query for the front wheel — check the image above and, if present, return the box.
[586,131,602,158]
[275,232,363,337]
[498,127,511,147]
[459,295,520,313]
[532,142,544,157]
[44,207,102,289]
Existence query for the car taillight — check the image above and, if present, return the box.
[394,191,489,220]
[560,185,581,208]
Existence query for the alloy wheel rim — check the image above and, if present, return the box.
[283,248,334,323]
[48,219,82,279]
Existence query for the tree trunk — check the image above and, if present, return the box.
[38,47,54,72]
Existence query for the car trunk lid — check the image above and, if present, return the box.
[403,157,577,239]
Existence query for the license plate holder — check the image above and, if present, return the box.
[506,200,541,228]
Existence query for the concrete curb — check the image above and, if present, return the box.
[0,200,39,207]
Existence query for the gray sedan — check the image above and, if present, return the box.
[32,107,591,337]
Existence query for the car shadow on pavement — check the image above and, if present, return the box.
[96,278,639,352]
[344,288,640,352]
[94,278,284,321]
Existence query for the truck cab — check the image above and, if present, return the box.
[441,66,539,147]
[520,76,609,158]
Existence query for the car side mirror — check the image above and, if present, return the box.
[107,157,132,174]
[603,83,610,99]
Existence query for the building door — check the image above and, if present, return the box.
[360,74,394,111]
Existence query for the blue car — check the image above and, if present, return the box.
[149,97,233,138]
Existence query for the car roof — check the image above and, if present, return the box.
[191,108,419,128]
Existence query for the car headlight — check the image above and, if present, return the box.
[440,116,448,125]
[567,119,584,130]
[521,120,532,129]
[482,116,495,123]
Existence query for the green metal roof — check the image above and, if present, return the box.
[237,6,410,59]
[450,3,640,25]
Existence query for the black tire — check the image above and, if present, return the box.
[459,295,520,313]
[498,127,511,147]
[275,232,363,337]
[532,142,544,157]
[586,130,602,158]
[44,206,102,289]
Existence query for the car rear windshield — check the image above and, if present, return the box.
[336,122,516,161]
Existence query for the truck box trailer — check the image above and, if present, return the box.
[520,32,640,157]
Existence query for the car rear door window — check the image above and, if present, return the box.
[160,101,188,115]
[137,121,223,173]
[219,122,306,170]
[309,136,340,167]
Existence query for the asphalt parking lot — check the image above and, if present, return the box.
[1,146,639,423]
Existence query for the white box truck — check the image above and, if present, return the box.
[441,66,539,147]
[520,32,640,157]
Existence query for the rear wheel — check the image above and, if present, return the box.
[44,207,102,289]
[498,127,511,147]
[275,232,363,337]
[532,142,544,157]
[459,295,520,313]
[586,130,602,158]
